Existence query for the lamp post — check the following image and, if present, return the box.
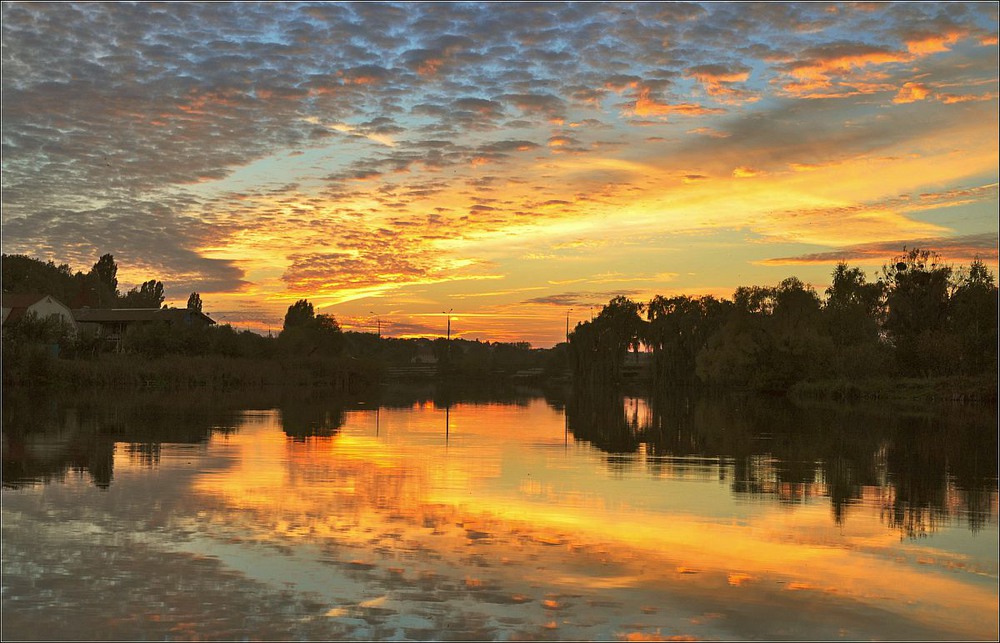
[442,308,453,365]
[442,308,453,342]
[566,308,573,342]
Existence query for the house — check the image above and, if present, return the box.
[72,307,215,351]
[1,293,78,334]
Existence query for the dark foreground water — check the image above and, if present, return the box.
[2,385,997,641]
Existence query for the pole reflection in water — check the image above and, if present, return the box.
[1,386,996,641]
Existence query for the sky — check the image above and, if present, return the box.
[2,2,998,346]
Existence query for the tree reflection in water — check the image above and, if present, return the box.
[566,385,998,536]
[3,383,995,538]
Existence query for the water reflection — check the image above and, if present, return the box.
[2,384,997,641]
[566,387,998,537]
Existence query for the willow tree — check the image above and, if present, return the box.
[568,296,645,388]
[646,294,727,384]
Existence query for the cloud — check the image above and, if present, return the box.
[758,233,999,266]
[522,290,643,307]
[628,86,725,119]
[1,2,995,341]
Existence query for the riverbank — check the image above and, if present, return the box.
[2,352,380,393]
[789,374,998,404]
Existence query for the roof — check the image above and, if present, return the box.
[2,293,71,325]
[2,293,48,309]
[73,308,165,323]
[72,307,215,325]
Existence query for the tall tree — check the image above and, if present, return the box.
[120,280,165,308]
[187,292,203,312]
[91,253,118,295]
[881,248,953,375]
[283,299,315,330]
[279,299,344,356]
[949,258,998,375]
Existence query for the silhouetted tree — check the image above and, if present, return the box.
[881,248,954,375]
[949,258,998,375]
[646,294,727,384]
[283,299,315,330]
[279,299,344,356]
[569,296,645,388]
[823,262,888,378]
[120,279,165,308]
[187,292,203,312]
[86,253,120,307]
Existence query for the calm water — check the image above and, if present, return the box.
[2,385,997,641]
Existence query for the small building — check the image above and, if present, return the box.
[72,307,215,351]
[1,293,78,335]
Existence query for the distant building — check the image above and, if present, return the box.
[1,293,78,334]
[72,307,215,351]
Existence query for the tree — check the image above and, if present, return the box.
[91,254,118,293]
[283,299,315,330]
[881,248,953,375]
[568,296,645,388]
[187,292,203,312]
[85,253,120,307]
[279,299,344,356]
[120,279,165,308]
[822,263,889,378]
[646,294,727,384]
[949,258,998,375]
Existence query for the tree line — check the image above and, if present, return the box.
[2,253,556,385]
[2,253,170,309]
[568,248,998,392]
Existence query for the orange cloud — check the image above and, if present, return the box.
[632,87,723,118]
[780,45,912,97]
[732,166,762,178]
[893,81,932,103]
[906,31,963,55]
[687,65,756,103]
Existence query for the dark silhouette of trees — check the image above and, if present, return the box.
[568,296,645,388]
[91,253,119,301]
[824,262,888,378]
[120,279,165,308]
[646,295,727,384]
[279,299,344,356]
[187,292,203,312]
[881,248,955,375]
[949,258,998,375]
[283,299,315,330]
[571,249,996,392]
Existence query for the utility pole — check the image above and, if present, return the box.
[369,311,380,338]
[566,308,572,342]
[443,308,453,341]
[442,308,453,365]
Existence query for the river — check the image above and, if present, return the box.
[2,384,997,640]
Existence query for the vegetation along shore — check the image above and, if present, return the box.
[2,248,996,403]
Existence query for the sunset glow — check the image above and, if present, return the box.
[2,2,997,345]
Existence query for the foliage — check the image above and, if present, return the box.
[568,296,646,388]
[119,279,165,308]
[278,299,344,357]
[283,299,315,330]
[187,292,203,312]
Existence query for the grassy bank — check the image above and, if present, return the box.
[3,352,381,393]
[789,374,998,404]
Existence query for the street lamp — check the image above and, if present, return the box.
[566,308,573,342]
[442,308,453,341]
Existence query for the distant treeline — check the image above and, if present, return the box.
[2,252,167,308]
[1,253,559,387]
[569,248,998,393]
